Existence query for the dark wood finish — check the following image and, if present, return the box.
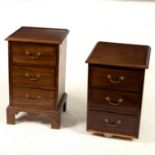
[6,26,69,44]
[12,66,56,89]
[6,93,67,128]
[11,42,57,67]
[89,66,143,92]
[12,87,56,109]
[6,26,69,128]
[86,41,151,69]
[88,110,139,137]
[86,41,151,138]
[89,88,141,115]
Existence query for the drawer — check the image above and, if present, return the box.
[10,42,57,66]
[12,87,56,109]
[89,89,141,115]
[11,66,56,89]
[88,110,139,137]
[89,66,143,92]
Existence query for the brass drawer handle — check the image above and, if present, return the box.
[25,94,41,101]
[25,73,40,81]
[107,74,125,84]
[25,51,42,59]
[104,118,122,127]
[105,96,123,106]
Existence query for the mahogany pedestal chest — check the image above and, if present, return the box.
[86,41,151,138]
[6,26,69,129]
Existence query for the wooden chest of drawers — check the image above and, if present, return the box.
[6,26,69,129]
[86,42,151,138]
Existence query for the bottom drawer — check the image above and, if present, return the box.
[12,87,56,110]
[88,110,139,137]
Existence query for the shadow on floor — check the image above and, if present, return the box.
[15,110,80,129]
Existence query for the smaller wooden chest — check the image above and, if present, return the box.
[86,41,151,139]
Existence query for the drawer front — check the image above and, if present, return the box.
[10,42,57,66]
[12,87,56,109]
[88,110,139,137]
[11,66,56,89]
[89,66,143,92]
[89,89,141,114]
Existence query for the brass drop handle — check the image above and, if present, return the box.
[105,96,123,106]
[107,74,125,84]
[104,118,122,127]
[25,94,41,101]
[25,51,42,59]
[25,73,40,81]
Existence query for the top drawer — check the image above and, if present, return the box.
[89,66,144,92]
[10,42,57,66]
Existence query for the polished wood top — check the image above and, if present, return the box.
[86,42,151,69]
[6,26,69,44]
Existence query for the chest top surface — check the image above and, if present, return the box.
[86,42,151,69]
[6,26,69,44]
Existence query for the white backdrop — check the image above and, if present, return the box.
[0,0,155,155]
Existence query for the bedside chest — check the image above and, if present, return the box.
[86,42,151,138]
[6,26,69,129]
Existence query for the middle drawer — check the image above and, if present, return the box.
[89,88,141,115]
[11,66,56,89]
